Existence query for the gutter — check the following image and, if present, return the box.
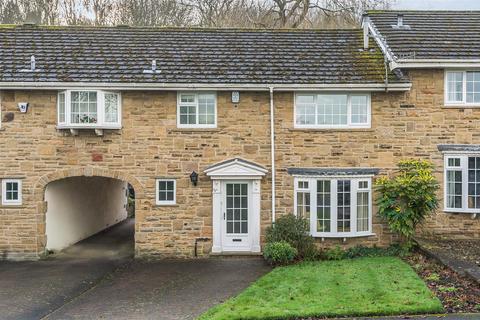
[391,60,480,70]
[0,82,411,92]
[269,86,276,224]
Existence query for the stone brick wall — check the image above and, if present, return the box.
[0,68,479,260]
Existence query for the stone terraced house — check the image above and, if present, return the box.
[0,10,479,260]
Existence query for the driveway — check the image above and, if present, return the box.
[0,219,271,320]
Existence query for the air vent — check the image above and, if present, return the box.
[143,59,161,74]
[20,55,40,72]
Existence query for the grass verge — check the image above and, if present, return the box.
[199,257,443,320]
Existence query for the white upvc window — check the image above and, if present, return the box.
[293,176,373,237]
[177,92,217,128]
[156,179,176,205]
[445,70,480,106]
[444,155,480,213]
[1,179,22,206]
[57,90,121,129]
[294,93,371,129]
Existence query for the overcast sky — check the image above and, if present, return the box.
[394,0,480,9]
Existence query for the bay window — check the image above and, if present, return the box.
[445,71,480,105]
[294,93,370,128]
[57,90,121,128]
[444,155,480,212]
[294,176,372,237]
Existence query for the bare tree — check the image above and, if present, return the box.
[0,0,395,27]
[83,0,116,25]
[114,0,192,26]
[0,0,59,24]
[264,0,395,28]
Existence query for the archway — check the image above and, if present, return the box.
[34,167,144,256]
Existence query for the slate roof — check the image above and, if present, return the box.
[0,25,406,85]
[367,11,480,60]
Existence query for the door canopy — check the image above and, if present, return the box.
[204,158,268,180]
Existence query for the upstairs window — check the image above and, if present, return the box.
[57,90,121,128]
[295,93,370,129]
[445,71,480,106]
[294,177,372,237]
[177,92,217,128]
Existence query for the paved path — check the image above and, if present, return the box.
[416,238,480,285]
[0,218,135,320]
[0,219,271,320]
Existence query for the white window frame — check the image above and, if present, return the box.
[294,93,371,129]
[156,179,176,205]
[293,176,373,237]
[177,92,217,129]
[294,180,311,219]
[57,90,122,129]
[444,154,480,213]
[1,179,22,206]
[445,70,480,107]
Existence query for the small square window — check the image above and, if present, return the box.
[156,179,176,205]
[2,179,22,206]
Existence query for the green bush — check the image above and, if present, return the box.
[345,244,406,259]
[263,241,297,266]
[322,245,405,261]
[375,160,439,250]
[323,246,346,260]
[265,214,317,260]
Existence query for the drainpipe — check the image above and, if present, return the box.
[269,86,276,223]
[384,56,389,92]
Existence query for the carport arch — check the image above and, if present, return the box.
[34,167,145,256]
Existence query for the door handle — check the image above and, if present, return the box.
[223,212,225,220]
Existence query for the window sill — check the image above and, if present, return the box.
[443,104,480,108]
[169,128,221,133]
[289,128,374,132]
[312,232,376,239]
[0,205,24,209]
[154,204,179,207]
[57,125,122,130]
[444,209,479,214]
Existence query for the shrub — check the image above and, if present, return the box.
[375,160,439,250]
[263,241,297,266]
[265,214,317,260]
[323,246,346,260]
[345,244,406,259]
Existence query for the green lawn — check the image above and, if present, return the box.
[200,257,443,320]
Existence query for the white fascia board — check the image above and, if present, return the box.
[0,82,411,92]
[367,23,395,63]
[391,60,480,70]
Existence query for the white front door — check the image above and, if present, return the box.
[219,180,257,251]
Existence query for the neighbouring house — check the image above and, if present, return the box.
[0,10,479,260]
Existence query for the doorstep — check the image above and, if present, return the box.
[210,251,263,257]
